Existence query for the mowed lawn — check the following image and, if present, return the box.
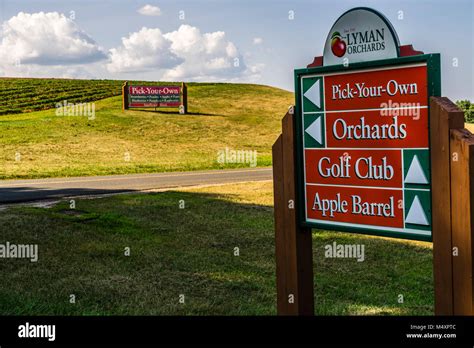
[0,83,292,179]
[0,181,433,315]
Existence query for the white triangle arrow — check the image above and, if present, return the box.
[304,79,320,108]
[405,155,428,184]
[305,117,322,145]
[405,195,429,226]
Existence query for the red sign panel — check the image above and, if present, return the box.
[324,65,428,111]
[305,149,403,188]
[325,108,429,148]
[305,184,404,228]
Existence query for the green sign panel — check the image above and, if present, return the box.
[295,54,441,241]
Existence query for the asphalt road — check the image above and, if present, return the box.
[0,168,272,204]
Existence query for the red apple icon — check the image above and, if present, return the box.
[331,32,346,57]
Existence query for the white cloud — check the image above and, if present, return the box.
[107,27,182,73]
[0,12,106,67]
[107,24,252,81]
[137,4,162,16]
[253,37,263,45]
[162,25,244,80]
[0,13,260,82]
[248,63,265,75]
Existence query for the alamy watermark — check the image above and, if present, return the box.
[324,241,365,262]
[380,100,422,120]
[0,242,38,262]
[217,147,257,167]
[18,322,55,341]
[55,100,95,120]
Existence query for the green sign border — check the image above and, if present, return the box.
[294,53,441,242]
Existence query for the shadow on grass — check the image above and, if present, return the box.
[0,189,433,315]
[130,109,220,116]
[0,186,137,204]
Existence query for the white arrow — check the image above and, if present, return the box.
[405,155,428,184]
[305,116,322,145]
[304,79,320,108]
[405,195,429,226]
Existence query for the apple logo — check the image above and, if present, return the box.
[331,31,346,57]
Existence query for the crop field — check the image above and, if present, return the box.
[0,78,190,115]
[0,78,125,115]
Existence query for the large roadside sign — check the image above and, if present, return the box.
[122,82,188,113]
[295,8,440,241]
[128,85,181,108]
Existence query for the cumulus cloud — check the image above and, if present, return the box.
[107,24,250,81]
[162,25,244,80]
[106,27,183,73]
[137,4,162,16]
[0,13,261,82]
[253,37,263,45]
[0,12,107,66]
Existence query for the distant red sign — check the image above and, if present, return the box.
[128,85,181,108]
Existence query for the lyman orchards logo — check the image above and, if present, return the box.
[330,32,347,57]
[330,28,386,58]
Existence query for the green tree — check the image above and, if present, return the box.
[456,100,474,123]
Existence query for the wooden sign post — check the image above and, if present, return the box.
[273,6,474,316]
[431,97,474,315]
[122,81,129,111]
[450,127,474,315]
[181,82,188,114]
[430,97,464,315]
[272,110,314,315]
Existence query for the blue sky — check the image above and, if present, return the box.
[0,0,472,100]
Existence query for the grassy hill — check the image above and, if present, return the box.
[0,79,293,179]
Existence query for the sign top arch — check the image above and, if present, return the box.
[323,7,400,66]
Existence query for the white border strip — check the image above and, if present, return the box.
[306,183,430,192]
[305,217,431,236]
[301,62,427,78]
[304,147,429,151]
[303,106,428,114]
[301,76,308,220]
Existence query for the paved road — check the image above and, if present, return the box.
[0,168,272,204]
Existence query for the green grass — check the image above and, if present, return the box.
[0,81,292,179]
[0,181,433,315]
